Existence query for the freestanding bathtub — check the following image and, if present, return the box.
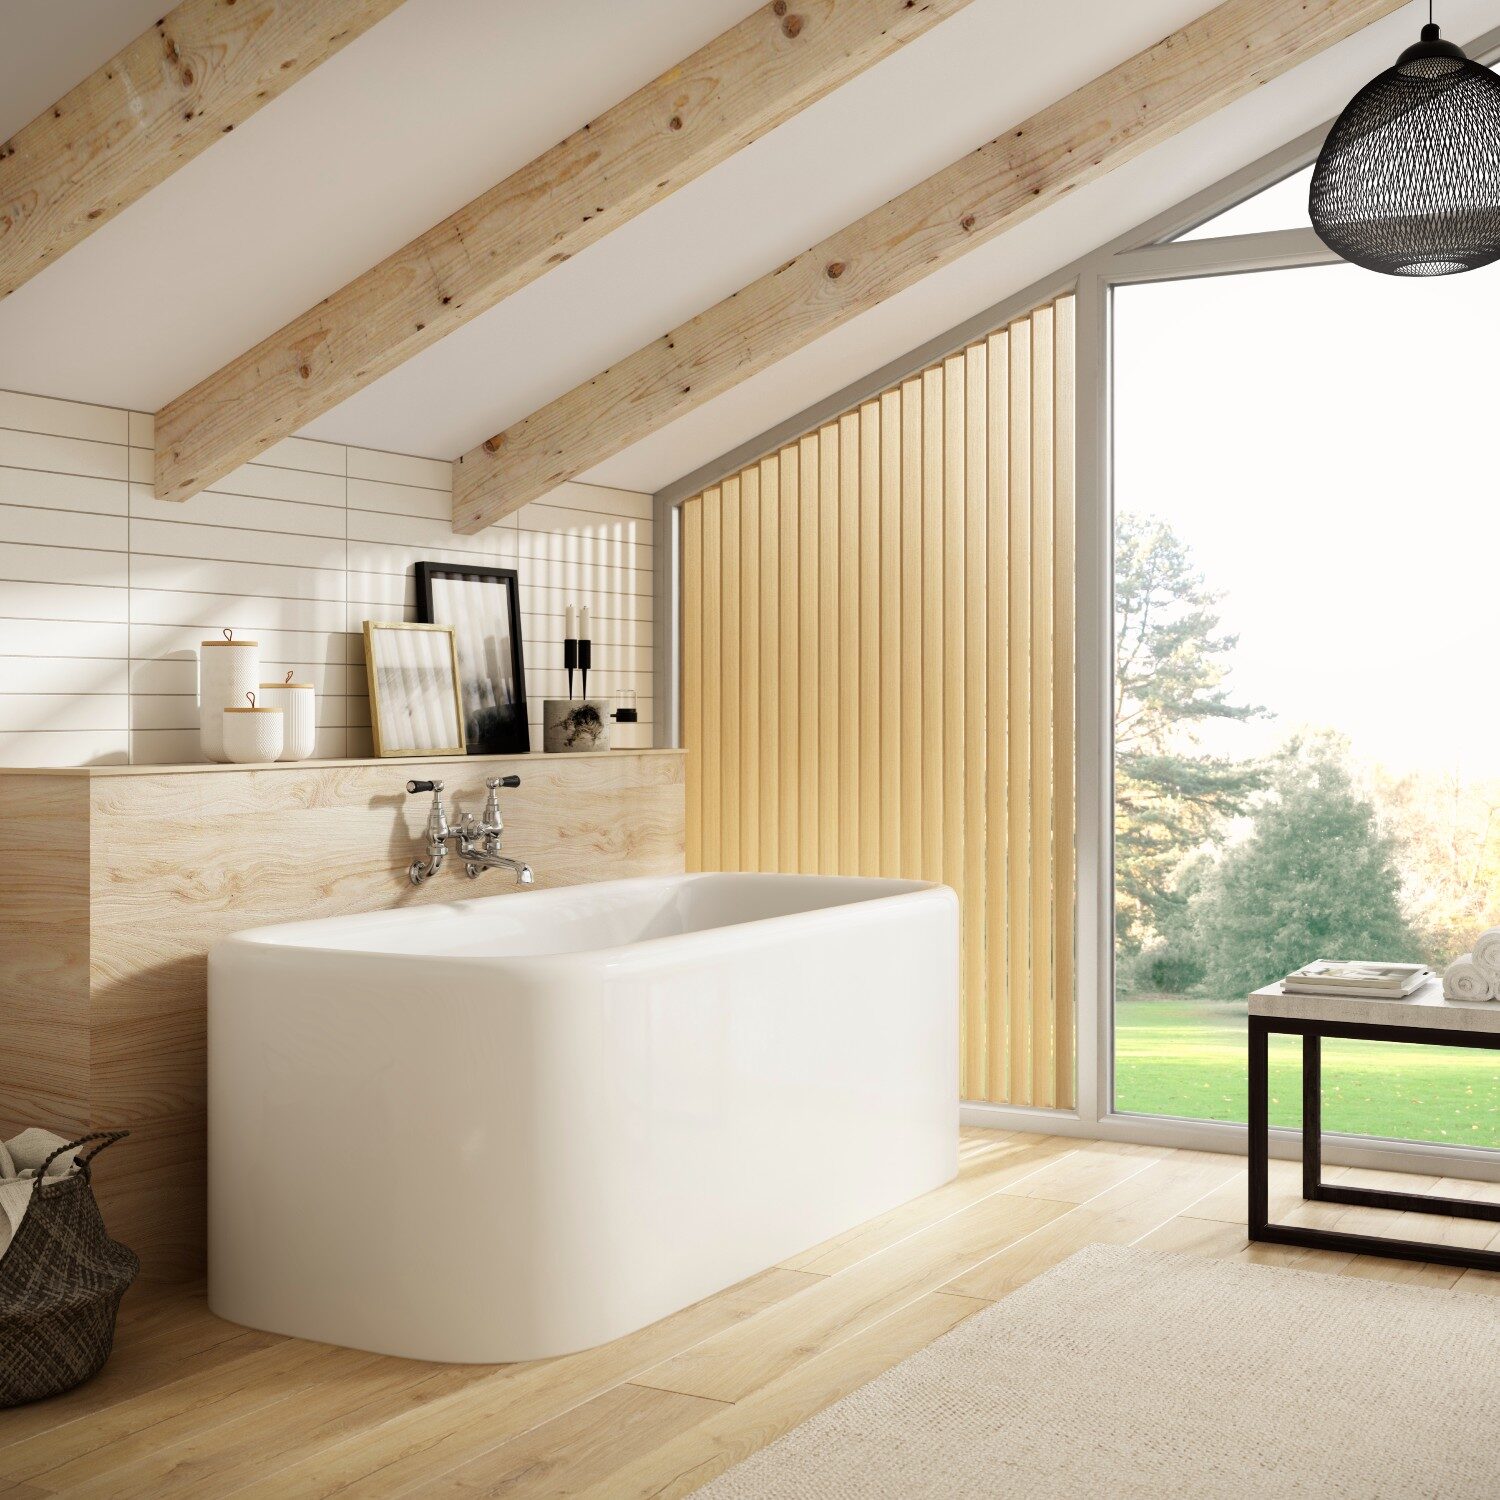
[208,872,958,1362]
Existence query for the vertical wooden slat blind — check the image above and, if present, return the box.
[681,294,1075,1108]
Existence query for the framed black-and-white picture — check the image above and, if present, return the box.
[415,562,530,755]
[363,622,467,758]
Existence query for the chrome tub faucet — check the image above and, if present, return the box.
[406,776,534,887]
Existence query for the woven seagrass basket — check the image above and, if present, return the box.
[0,1131,139,1407]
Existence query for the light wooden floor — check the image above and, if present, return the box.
[7,1128,1500,1499]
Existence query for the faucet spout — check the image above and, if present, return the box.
[462,850,534,886]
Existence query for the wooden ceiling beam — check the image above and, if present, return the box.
[452,0,1405,533]
[154,0,977,504]
[0,0,405,302]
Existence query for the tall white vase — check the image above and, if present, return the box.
[199,633,260,762]
[259,676,317,761]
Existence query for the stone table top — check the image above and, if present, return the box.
[1250,977,1500,1035]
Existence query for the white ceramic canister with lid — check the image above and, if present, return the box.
[258,671,316,761]
[200,629,261,762]
[222,692,284,764]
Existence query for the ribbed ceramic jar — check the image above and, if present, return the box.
[223,700,284,764]
[258,676,316,761]
[199,632,260,762]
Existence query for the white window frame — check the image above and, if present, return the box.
[655,21,1500,1180]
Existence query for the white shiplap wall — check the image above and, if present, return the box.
[0,390,653,766]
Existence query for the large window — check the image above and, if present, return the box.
[1172,165,1313,240]
[1111,258,1500,1148]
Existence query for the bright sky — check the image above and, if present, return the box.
[1114,245,1500,778]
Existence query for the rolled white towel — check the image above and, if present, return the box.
[1473,928,1500,988]
[1444,954,1495,1002]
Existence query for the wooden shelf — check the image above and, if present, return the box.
[0,748,683,778]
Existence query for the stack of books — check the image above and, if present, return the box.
[1281,960,1434,999]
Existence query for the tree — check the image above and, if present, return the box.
[1114,514,1265,955]
[1192,735,1421,997]
[1369,766,1500,968]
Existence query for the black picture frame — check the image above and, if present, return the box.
[414,562,530,755]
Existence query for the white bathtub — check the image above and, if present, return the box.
[208,872,958,1362]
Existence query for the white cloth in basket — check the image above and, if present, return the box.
[0,1130,82,1261]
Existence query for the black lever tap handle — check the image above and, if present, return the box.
[500,774,521,788]
[407,779,443,794]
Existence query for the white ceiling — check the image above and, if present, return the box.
[3,0,1498,500]
[0,0,167,140]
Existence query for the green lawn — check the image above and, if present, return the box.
[1115,995,1500,1148]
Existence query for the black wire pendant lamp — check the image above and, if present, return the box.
[1309,3,1500,276]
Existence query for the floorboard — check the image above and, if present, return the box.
[580,1295,983,1500]
[4,1128,1498,1499]
[631,1192,1071,1404]
[777,1132,1074,1275]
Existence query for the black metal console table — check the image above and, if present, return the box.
[1248,980,1500,1274]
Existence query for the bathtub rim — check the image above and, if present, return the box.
[210,871,958,975]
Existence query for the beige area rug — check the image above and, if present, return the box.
[694,1243,1500,1498]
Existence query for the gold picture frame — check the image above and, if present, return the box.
[363,622,468,758]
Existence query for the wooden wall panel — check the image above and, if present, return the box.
[0,751,686,1279]
[0,775,91,1136]
[681,295,1075,1107]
